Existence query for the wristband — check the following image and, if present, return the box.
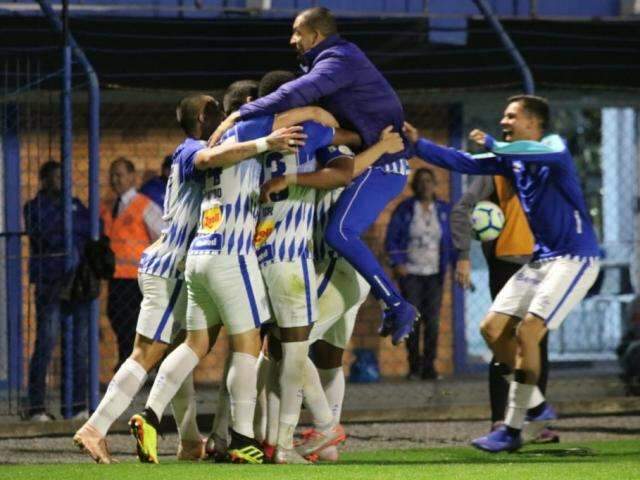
[255,137,269,154]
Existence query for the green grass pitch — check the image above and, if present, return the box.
[1,440,639,480]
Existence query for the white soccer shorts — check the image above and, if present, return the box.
[260,256,318,329]
[309,257,370,348]
[136,272,187,344]
[491,256,600,330]
[185,253,270,335]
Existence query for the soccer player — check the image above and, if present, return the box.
[404,95,601,452]
[247,70,362,464]
[213,7,417,345]
[260,127,405,462]
[122,90,307,464]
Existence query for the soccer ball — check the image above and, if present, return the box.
[471,201,505,241]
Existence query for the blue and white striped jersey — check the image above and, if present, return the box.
[313,145,355,262]
[189,116,273,256]
[415,134,601,261]
[138,137,205,279]
[254,121,335,265]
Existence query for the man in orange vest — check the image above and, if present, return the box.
[451,175,558,444]
[101,157,164,369]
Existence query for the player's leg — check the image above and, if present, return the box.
[475,257,600,453]
[324,168,414,344]
[74,274,185,464]
[206,354,231,461]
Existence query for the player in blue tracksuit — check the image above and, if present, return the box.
[230,7,416,344]
[405,95,601,452]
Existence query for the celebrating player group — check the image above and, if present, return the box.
[72,5,600,465]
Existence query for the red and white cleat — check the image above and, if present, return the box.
[295,425,346,459]
[73,424,114,464]
[273,447,312,464]
[177,438,206,461]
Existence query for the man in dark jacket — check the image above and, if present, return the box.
[234,7,416,344]
[385,169,454,380]
[24,161,92,420]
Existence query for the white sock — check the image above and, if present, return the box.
[227,351,258,438]
[266,359,281,446]
[528,386,545,409]
[302,357,334,432]
[171,372,200,442]
[87,358,147,437]
[254,352,270,443]
[146,344,199,421]
[211,357,231,450]
[504,381,535,431]
[318,367,345,424]
[277,341,308,449]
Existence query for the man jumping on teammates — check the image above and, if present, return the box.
[212,7,418,345]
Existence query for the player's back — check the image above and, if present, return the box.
[139,137,205,279]
[188,120,265,257]
[255,121,334,265]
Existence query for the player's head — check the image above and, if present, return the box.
[39,160,61,194]
[411,168,436,201]
[501,94,549,142]
[223,80,259,115]
[176,94,223,140]
[291,7,337,55]
[258,70,296,98]
[109,156,136,196]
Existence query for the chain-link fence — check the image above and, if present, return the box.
[2,8,639,421]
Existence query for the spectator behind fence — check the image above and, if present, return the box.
[385,168,454,380]
[24,161,92,420]
[101,157,164,370]
[139,154,172,209]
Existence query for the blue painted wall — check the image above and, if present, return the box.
[2,0,621,18]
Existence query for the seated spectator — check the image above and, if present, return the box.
[101,157,163,370]
[24,161,92,420]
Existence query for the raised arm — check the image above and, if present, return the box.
[239,53,352,120]
[353,126,404,177]
[195,126,305,170]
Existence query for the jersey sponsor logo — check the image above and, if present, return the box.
[254,218,275,248]
[199,202,223,234]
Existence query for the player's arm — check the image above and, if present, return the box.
[470,129,567,166]
[239,53,352,120]
[352,126,404,177]
[404,121,506,176]
[274,107,361,149]
[450,176,494,289]
[195,126,306,170]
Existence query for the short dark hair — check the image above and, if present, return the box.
[111,156,135,173]
[259,70,296,98]
[507,94,550,131]
[162,154,173,172]
[298,7,337,37]
[176,94,221,137]
[223,80,259,115]
[39,160,60,181]
[411,168,435,191]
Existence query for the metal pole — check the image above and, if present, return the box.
[473,0,535,94]
[61,0,74,420]
[37,0,101,412]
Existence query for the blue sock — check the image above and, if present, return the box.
[325,168,406,310]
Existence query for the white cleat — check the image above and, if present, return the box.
[273,447,313,465]
[73,424,114,464]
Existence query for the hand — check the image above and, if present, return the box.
[393,264,408,279]
[208,111,241,147]
[468,129,487,147]
[402,121,419,144]
[260,175,292,203]
[378,126,404,154]
[455,259,472,289]
[266,126,307,153]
